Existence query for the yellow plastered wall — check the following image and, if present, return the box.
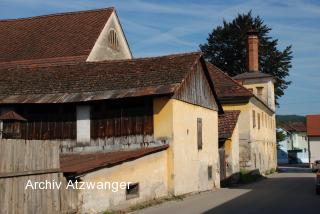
[153,97,219,195]
[222,99,277,172]
[79,151,168,213]
[171,99,219,195]
[224,121,240,178]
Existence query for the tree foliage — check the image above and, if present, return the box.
[200,11,293,106]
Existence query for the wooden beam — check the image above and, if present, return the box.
[0,168,60,178]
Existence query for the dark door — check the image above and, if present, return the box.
[219,148,226,181]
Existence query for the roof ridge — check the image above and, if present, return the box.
[206,62,253,96]
[0,7,114,22]
[2,51,202,69]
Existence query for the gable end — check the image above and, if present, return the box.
[173,61,218,110]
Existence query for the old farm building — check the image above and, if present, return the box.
[0,8,224,213]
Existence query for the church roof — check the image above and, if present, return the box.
[0,8,114,63]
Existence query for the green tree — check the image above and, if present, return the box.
[200,11,293,106]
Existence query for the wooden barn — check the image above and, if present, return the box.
[0,8,223,213]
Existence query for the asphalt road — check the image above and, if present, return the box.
[134,167,319,214]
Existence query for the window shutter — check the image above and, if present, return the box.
[197,118,202,150]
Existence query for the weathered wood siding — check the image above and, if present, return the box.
[0,140,77,214]
[90,98,154,148]
[1,105,76,140]
[174,62,218,110]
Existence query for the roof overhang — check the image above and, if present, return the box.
[0,85,178,104]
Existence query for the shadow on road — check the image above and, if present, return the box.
[203,174,319,214]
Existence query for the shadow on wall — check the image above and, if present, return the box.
[203,176,318,214]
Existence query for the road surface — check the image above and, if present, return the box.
[134,167,319,214]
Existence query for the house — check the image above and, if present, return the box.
[218,110,240,184]
[208,30,277,174]
[0,8,223,213]
[306,115,320,165]
[278,122,308,164]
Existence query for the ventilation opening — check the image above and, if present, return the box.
[126,183,139,200]
[108,29,119,50]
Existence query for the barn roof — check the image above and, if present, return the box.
[307,115,320,136]
[206,62,253,101]
[0,8,114,63]
[218,110,240,139]
[0,52,222,111]
[60,145,169,175]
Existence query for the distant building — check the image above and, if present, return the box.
[208,30,277,174]
[307,115,320,165]
[278,122,308,164]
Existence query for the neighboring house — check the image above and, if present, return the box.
[279,122,308,164]
[218,110,240,184]
[307,115,320,165]
[277,127,289,164]
[208,30,277,174]
[0,8,223,212]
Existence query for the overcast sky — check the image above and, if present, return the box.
[1,0,319,115]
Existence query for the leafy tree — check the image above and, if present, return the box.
[200,11,293,106]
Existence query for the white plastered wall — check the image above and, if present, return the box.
[87,11,132,61]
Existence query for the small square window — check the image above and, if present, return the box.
[208,165,213,180]
[126,183,139,200]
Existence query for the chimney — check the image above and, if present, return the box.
[247,29,259,72]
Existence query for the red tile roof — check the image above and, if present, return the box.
[0,110,27,121]
[0,52,202,103]
[233,72,273,80]
[206,63,253,101]
[218,110,240,139]
[60,145,169,174]
[307,115,320,136]
[0,8,113,63]
[280,122,306,132]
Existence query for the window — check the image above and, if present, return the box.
[257,87,263,97]
[208,165,213,180]
[252,110,256,128]
[108,29,119,50]
[197,118,202,150]
[258,113,260,130]
[248,88,253,93]
[126,183,139,200]
[261,113,264,127]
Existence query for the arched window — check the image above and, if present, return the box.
[108,29,119,50]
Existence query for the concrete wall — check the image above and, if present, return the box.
[79,150,168,213]
[309,137,320,163]
[224,121,240,179]
[153,97,219,196]
[87,11,132,61]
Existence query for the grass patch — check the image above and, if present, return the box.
[103,195,185,214]
[128,195,185,212]
[103,210,125,214]
[239,168,264,184]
